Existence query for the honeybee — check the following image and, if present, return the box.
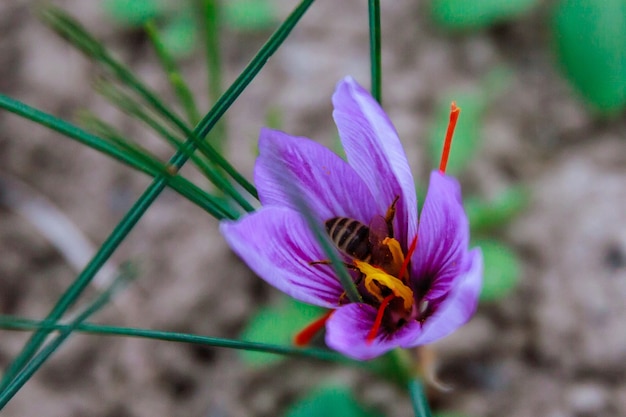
[323,196,399,270]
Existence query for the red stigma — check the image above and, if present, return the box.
[439,102,460,174]
[294,310,334,346]
[398,234,418,283]
[366,294,395,345]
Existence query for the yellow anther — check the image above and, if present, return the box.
[354,260,414,311]
[381,237,405,278]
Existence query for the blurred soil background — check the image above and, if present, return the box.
[1,0,626,416]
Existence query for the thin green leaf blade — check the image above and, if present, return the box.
[0,316,344,362]
[145,20,201,124]
[552,0,626,113]
[0,0,311,397]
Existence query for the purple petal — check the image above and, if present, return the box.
[411,171,470,301]
[220,206,344,308]
[404,248,483,347]
[325,303,422,360]
[255,128,379,224]
[332,77,417,248]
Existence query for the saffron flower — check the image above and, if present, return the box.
[221,77,482,360]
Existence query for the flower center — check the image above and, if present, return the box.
[353,259,413,311]
[352,234,419,344]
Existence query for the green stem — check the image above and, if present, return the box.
[197,0,228,196]
[144,20,202,125]
[201,0,222,108]
[0,316,345,363]
[93,82,254,212]
[368,0,382,104]
[39,6,254,199]
[408,379,432,417]
[0,0,315,398]
[0,266,137,409]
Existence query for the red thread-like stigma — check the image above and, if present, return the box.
[294,310,334,346]
[439,102,460,174]
[366,294,395,345]
[398,234,418,283]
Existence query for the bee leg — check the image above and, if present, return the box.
[308,260,332,266]
[309,261,363,288]
[339,274,364,304]
[384,195,400,236]
[338,291,347,304]
[308,260,357,271]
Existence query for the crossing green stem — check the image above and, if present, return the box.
[0,0,316,400]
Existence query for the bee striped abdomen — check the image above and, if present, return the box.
[325,217,371,261]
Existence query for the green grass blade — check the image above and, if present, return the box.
[199,0,223,107]
[0,94,236,219]
[39,6,190,136]
[197,0,227,154]
[1,267,137,408]
[190,0,317,197]
[0,0,314,396]
[79,112,239,219]
[368,0,382,104]
[0,264,138,408]
[0,94,154,175]
[144,20,202,126]
[0,316,345,363]
[92,80,254,212]
[39,5,255,199]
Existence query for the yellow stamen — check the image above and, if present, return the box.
[354,260,414,310]
[381,237,405,278]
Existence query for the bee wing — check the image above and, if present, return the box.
[368,215,392,266]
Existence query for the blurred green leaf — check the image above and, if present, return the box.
[240,298,324,367]
[265,105,283,130]
[103,0,165,26]
[224,0,276,31]
[466,186,529,233]
[428,92,486,175]
[475,239,521,301]
[285,386,382,417]
[552,0,626,114]
[430,0,538,30]
[160,10,198,56]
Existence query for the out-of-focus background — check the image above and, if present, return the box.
[1,0,626,416]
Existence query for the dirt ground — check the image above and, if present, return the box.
[1,0,626,416]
